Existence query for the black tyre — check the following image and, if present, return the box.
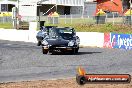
[71,47,79,54]
[42,48,48,54]
[70,49,75,54]
[37,41,41,46]
[75,47,79,53]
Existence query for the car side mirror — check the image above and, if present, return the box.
[76,36,79,39]
[40,27,42,30]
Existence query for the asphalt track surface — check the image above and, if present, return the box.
[0,40,132,83]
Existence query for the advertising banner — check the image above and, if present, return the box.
[111,33,132,50]
[103,33,112,48]
[104,33,132,50]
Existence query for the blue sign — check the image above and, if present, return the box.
[111,33,132,50]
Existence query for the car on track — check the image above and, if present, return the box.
[36,26,57,46]
[41,27,80,54]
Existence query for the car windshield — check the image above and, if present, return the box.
[48,28,75,40]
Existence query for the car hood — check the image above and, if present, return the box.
[46,39,69,46]
[37,31,45,37]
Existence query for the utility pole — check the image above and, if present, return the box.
[110,0,115,25]
[17,0,19,14]
[37,1,42,29]
[55,0,57,12]
[17,0,19,29]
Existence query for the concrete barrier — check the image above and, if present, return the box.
[76,32,104,47]
[0,29,104,48]
[0,29,29,42]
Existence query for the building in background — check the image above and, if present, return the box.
[0,0,131,16]
[19,0,85,17]
[122,0,132,12]
[84,0,97,16]
[94,0,132,15]
[95,0,122,14]
[0,0,17,12]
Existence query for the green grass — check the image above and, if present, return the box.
[0,23,13,29]
[57,18,96,24]
[0,22,132,34]
[44,18,132,34]
[45,23,132,34]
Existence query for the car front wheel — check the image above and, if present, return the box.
[75,47,79,53]
[72,47,79,54]
[42,48,48,54]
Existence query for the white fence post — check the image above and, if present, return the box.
[88,15,89,19]
[71,14,72,24]
[113,13,115,25]
[65,14,66,24]
[53,17,54,24]
[105,14,107,23]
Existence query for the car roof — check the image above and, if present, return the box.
[44,26,57,28]
[53,27,74,30]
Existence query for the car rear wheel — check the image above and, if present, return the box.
[37,41,41,46]
[42,48,48,54]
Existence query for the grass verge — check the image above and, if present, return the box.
[0,22,132,34]
[0,23,13,29]
[45,23,132,34]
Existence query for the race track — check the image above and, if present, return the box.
[0,40,132,83]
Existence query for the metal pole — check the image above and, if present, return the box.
[82,2,85,18]
[65,14,66,24]
[56,5,57,12]
[56,0,57,12]
[17,0,19,29]
[37,1,42,29]
[130,0,132,26]
[71,14,72,24]
[7,4,8,12]
[111,0,113,24]
[17,0,19,14]
[113,12,114,25]
[39,6,41,28]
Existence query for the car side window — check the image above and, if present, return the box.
[49,29,57,39]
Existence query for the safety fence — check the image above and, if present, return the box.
[0,16,12,23]
[0,14,132,25]
[35,15,131,25]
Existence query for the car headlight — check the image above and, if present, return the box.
[68,41,74,46]
[76,36,80,44]
[42,40,48,45]
[76,38,80,44]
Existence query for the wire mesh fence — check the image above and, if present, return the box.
[0,16,12,23]
[0,14,132,25]
[44,14,132,25]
